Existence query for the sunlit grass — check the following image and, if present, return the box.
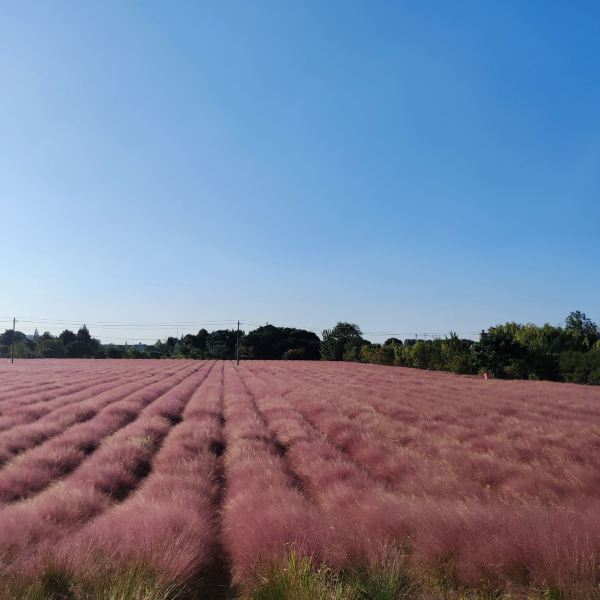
[3,562,188,600]
[244,552,571,600]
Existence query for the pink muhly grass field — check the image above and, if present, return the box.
[0,358,598,598]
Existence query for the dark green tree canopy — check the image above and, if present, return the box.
[60,326,101,358]
[565,311,597,335]
[59,330,77,345]
[182,329,208,351]
[243,325,320,360]
[77,325,92,343]
[206,329,239,359]
[565,311,599,348]
[0,329,28,345]
[321,322,365,361]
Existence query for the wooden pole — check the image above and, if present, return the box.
[236,320,240,366]
[11,317,15,364]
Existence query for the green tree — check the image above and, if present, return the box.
[439,332,473,374]
[559,349,600,384]
[565,310,599,349]
[471,326,526,378]
[104,345,126,359]
[0,329,28,346]
[243,325,320,360]
[66,326,101,358]
[181,329,209,357]
[206,329,239,359]
[321,322,364,361]
[59,330,77,346]
[360,343,395,365]
[37,337,66,358]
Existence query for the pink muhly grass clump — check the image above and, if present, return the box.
[0,366,206,569]
[0,390,174,503]
[222,364,326,583]
[0,363,180,454]
[1,359,599,596]
[238,361,600,591]
[79,503,218,579]
[0,366,147,420]
[51,368,224,587]
[409,500,600,594]
[224,482,326,581]
[0,445,83,502]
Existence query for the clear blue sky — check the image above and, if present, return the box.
[1,1,599,343]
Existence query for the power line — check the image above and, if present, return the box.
[99,337,165,342]
[78,324,236,331]
[3,315,482,341]
[2,318,239,327]
[362,331,481,337]
[237,321,479,338]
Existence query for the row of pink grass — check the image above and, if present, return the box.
[0,362,207,573]
[0,359,597,595]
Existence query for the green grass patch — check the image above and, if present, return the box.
[1,555,587,599]
[246,551,414,600]
[245,553,575,600]
[2,562,188,600]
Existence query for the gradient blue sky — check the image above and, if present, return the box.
[1,1,599,343]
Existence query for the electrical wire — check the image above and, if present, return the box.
[2,315,482,340]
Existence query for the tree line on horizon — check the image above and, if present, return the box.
[1,311,598,385]
[321,311,600,385]
[0,325,321,362]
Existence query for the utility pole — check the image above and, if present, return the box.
[236,320,240,366]
[11,317,16,364]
